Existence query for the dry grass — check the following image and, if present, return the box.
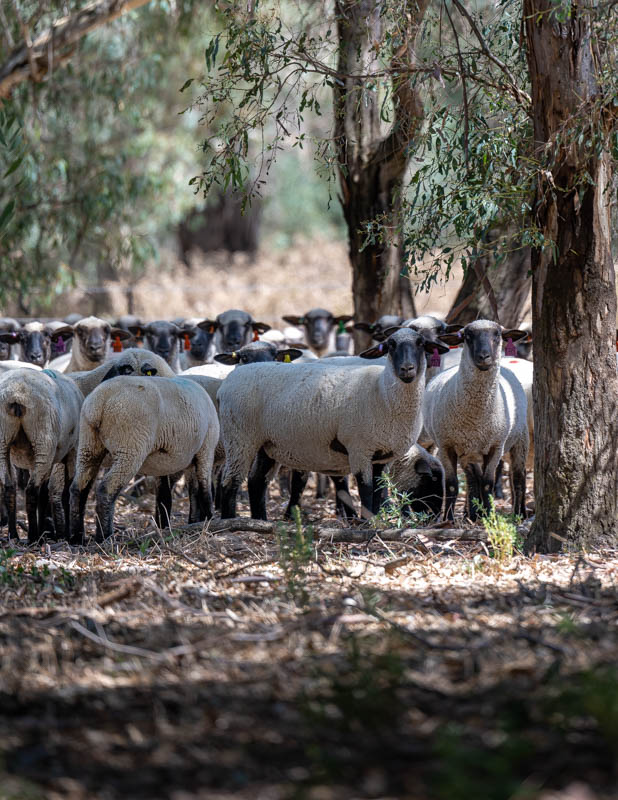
[0,478,616,799]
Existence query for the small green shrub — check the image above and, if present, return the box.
[277,506,314,604]
[372,471,429,529]
[475,496,521,561]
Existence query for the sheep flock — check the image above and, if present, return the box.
[0,305,602,545]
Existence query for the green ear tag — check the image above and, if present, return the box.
[338,320,346,334]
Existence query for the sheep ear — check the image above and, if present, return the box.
[502,329,528,342]
[275,348,303,362]
[252,322,271,334]
[111,328,131,341]
[333,315,353,325]
[0,332,20,343]
[141,364,158,376]
[282,315,304,326]
[214,352,239,365]
[438,333,462,347]
[198,319,218,333]
[414,458,433,476]
[444,324,464,334]
[423,338,449,355]
[127,325,143,336]
[359,343,386,359]
[353,322,374,333]
[50,326,74,342]
[382,326,403,338]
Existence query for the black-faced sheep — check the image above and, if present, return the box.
[198,310,270,355]
[282,308,353,357]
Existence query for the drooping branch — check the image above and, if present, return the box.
[0,0,152,98]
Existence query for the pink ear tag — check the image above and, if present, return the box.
[430,348,441,367]
[56,336,65,354]
[505,337,517,357]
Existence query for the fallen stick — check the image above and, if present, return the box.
[164,518,487,543]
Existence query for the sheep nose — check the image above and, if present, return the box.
[398,364,417,382]
[30,352,43,362]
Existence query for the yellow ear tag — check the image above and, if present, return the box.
[284,354,291,363]
[232,352,237,359]
[145,370,153,376]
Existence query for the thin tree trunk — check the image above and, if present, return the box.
[447,224,531,327]
[524,0,618,551]
[334,0,427,350]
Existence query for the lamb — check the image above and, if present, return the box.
[0,318,21,360]
[198,310,271,354]
[48,316,131,372]
[388,444,445,519]
[423,320,529,521]
[282,308,353,357]
[179,318,217,369]
[69,375,219,543]
[217,327,448,519]
[0,368,83,541]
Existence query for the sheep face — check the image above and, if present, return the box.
[360,328,449,383]
[130,321,187,364]
[199,310,270,353]
[354,315,404,342]
[0,318,21,360]
[182,320,215,361]
[0,322,53,366]
[439,321,528,373]
[50,317,131,365]
[404,317,464,368]
[214,341,303,365]
[409,457,444,517]
[283,308,352,351]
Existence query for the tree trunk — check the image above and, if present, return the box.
[447,224,531,327]
[524,0,618,551]
[334,0,427,350]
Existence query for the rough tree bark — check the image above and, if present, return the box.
[0,0,152,98]
[447,225,531,327]
[334,0,428,349]
[524,0,618,551]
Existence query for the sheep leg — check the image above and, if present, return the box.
[372,463,388,514]
[155,475,177,529]
[248,447,276,520]
[25,482,40,544]
[284,471,309,519]
[191,437,216,522]
[493,460,505,499]
[508,436,528,519]
[354,473,374,518]
[37,480,53,538]
[332,476,357,519]
[464,464,483,521]
[479,448,502,515]
[315,473,329,499]
[95,456,143,542]
[443,448,459,521]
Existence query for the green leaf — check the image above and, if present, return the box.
[0,199,15,232]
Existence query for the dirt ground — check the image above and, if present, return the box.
[0,476,616,800]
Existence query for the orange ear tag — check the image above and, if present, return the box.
[113,336,123,353]
[253,329,259,342]
[209,325,215,334]
[184,333,191,351]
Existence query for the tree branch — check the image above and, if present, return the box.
[0,0,153,98]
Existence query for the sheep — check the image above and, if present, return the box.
[217,327,448,520]
[198,310,271,355]
[69,375,219,543]
[0,318,21,360]
[214,340,303,366]
[48,316,131,372]
[388,444,445,519]
[0,360,42,373]
[125,320,192,373]
[0,368,83,541]
[282,308,353,357]
[423,320,529,521]
[179,318,218,369]
[403,316,464,380]
[0,320,56,367]
[115,315,144,349]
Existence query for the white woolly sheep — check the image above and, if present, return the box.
[49,316,131,372]
[217,327,448,519]
[423,320,529,521]
[69,375,219,543]
[67,348,176,396]
[0,368,83,541]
